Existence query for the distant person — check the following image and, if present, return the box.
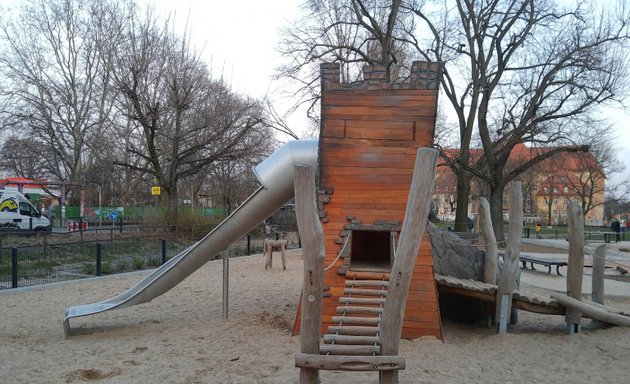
[535,224,541,239]
[626,219,630,233]
[611,219,621,243]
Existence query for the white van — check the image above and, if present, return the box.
[0,190,51,232]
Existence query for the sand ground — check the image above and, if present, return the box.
[1,246,630,384]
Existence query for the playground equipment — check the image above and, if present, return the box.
[294,148,438,383]
[63,139,318,336]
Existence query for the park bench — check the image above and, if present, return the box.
[519,255,567,276]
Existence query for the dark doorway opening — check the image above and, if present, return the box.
[349,230,392,272]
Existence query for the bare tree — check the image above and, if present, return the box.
[277,0,410,121]
[0,0,127,189]
[112,13,273,224]
[400,0,630,239]
[279,1,630,240]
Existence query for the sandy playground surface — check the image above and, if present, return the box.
[1,249,630,384]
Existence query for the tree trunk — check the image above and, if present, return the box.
[489,186,506,243]
[167,188,178,229]
[454,172,472,232]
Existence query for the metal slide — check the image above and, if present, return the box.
[63,140,318,336]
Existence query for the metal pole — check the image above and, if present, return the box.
[222,251,229,320]
[161,239,167,264]
[247,234,251,256]
[11,247,18,288]
[96,243,102,276]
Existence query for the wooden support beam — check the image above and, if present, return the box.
[495,182,523,333]
[478,197,497,285]
[566,202,585,334]
[379,148,438,384]
[295,353,405,371]
[294,165,325,384]
[344,288,388,296]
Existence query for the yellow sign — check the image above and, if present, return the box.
[151,186,161,196]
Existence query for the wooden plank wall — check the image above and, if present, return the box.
[293,62,443,340]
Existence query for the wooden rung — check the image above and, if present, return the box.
[339,297,386,305]
[295,353,405,371]
[323,334,379,345]
[319,344,381,355]
[327,325,379,336]
[337,306,383,315]
[344,288,387,297]
[331,316,381,326]
[345,280,389,288]
[346,271,391,280]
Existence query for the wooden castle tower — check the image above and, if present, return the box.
[292,61,444,340]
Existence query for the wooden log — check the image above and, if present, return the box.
[295,353,405,371]
[550,293,630,327]
[344,288,388,296]
[294,165,325,384]
[345,280,390,288]
[323,334,380,345]
[379,148,437,384]
[330,316,381,326]
[319,344,381,355]
[339,297,387,305]
[495,182,523,333]
[478,197,497,285]
[327,325,379,336]
[566,202,585,334]
[592,244,606,305]
[337,306,384,315]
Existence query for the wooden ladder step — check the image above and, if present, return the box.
[331,316,381,326]
[345,280,389,288]
[339,297,386,305]
[323,334,379,345]
[344,288,387,297]
[337,306,383,315]
[346,271,390,280]
[327,325,379,336]
[319,344,381,355]
[295,353,405,371]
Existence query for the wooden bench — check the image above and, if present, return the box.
[263,239,288,270]
[519,255,567,276]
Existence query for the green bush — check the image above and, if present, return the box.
[132,257,144,270]
[82,262,94,275]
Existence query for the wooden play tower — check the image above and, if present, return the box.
[292,61,443,340]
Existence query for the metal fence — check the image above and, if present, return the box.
[0,232,270,290]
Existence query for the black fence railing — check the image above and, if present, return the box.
[0,232,272,290]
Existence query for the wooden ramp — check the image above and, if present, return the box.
[434,274,565,316]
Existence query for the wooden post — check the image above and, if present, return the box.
[592,244,606,305]
[566,201,585,334]
[379,148,438,384]
[294,165,325,384]
[495,182,523,334]
[478,197,497,285]
[478,197,497,328]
